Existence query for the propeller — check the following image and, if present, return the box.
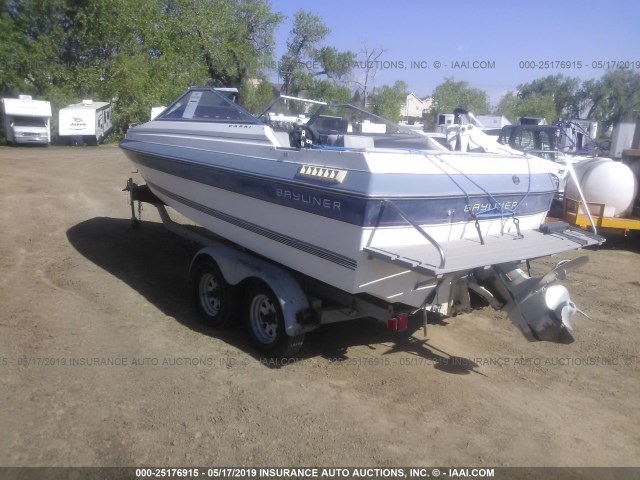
[536,255,589,289]
[545,284,590,331]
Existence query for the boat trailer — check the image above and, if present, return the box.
[124,178,604,356]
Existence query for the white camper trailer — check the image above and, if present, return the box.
[1,95,52,145]
[59,100,113,145]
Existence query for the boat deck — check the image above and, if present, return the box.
[364,222,603,276]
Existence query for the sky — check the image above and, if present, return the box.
[266,0,640,106]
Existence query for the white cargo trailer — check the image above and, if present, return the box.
[1,95,52,145]
[59,100,113,145]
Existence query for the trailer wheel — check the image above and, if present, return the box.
[193,260,236,327]
[244,282,304,358]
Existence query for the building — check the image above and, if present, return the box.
[400,93,432,122]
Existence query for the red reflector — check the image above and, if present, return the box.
[398,313,409,331]
[387,317,398,331]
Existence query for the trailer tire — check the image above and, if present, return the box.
[193,260,236,328]
[244,282,304,358]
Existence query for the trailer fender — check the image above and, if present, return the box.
[190,246,313,336]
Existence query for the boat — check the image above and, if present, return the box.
[434,109,571,191]
[120,87,603,347]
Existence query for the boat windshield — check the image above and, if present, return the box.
[257,95,441,150]
[499,125,562,161]
[257,95,325,131]
[157,88,259,124]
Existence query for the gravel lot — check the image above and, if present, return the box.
[1,145,639,471]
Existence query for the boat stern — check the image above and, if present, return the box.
[363,221,604,342]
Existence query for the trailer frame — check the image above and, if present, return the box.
[562,197,640,236]
[124,179,405,357]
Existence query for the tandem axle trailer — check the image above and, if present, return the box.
[124,179,410,357]
[124,178,601,358]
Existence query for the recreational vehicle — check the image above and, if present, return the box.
[59,100,113,145]
[1,95,51,145]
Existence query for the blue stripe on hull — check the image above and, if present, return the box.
[149,182,358,271]
[122,143,554,228]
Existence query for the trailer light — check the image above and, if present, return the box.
[397,312,409,331]
[387,317,398,331]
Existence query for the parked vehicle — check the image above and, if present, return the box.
[1,95,51,146]
[59,100,113,145]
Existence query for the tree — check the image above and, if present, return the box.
[306,80,352,104]
[0,0,30,94]
[497,71,640,132]
[277,10,355,102]
[517,74,582,119]
[369,81,408,121]
[352,46,386,108]
[239,78,275,114]
[315,46,353,84]
[495,91,557,124]
[580,70,640,133]
[428,78,489,125]
[494,91,519,122]
[1,0,284,138]
[1,1,70,96]
[278,10,329,95]
[514,93,557,124]
[159,0,283,87]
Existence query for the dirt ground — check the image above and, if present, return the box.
[0,145,639,470]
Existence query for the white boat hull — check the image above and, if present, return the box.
[139,162,550,308]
